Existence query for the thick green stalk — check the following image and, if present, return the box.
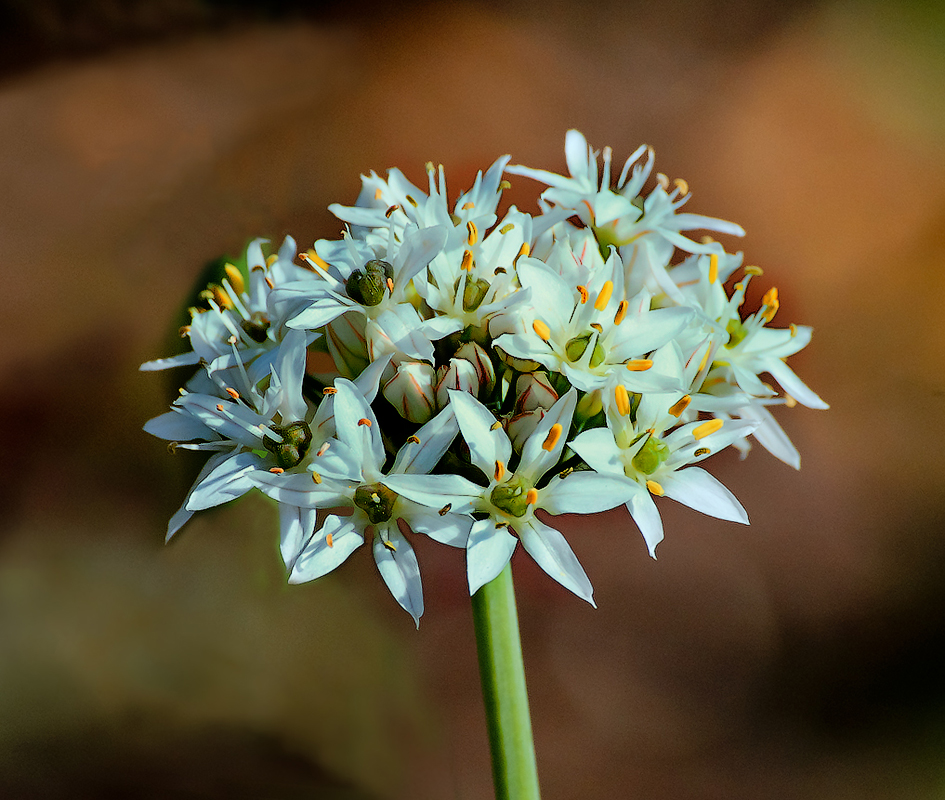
[471,563,541,800]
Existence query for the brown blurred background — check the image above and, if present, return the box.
[2,0,944,797]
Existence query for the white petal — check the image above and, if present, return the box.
[540,472,635,515]
[185,451,260,511]
[518,517,595,606]
[289,516,362,583]
[569,427,625,475]
[467,519,518,595]
[381,472,482,514]
[626,487,663,558]
[519,389,576,483]
[278,503,317,573]
[737,403,800,469]
[402,502,471,547]
[373,526,424,626]
[333,379,385,471]
[764,358,829,410]
[448,389,511,477]
[660,467,749,524]
[143,410,213,442]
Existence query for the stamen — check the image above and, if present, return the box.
[789,323,798,337]
[405,194,418,207]
[694,447,710,457]
[590,322,603,333]
[708,253,719,284]
[526,488,539,505]
[439,503,452,516]
[576,285,589,304]
[698,348,711,373]
[594,280,614,311]
[225,387,240,400]
[178,325,190,337]
[322,387,337,395]
[407,435,421,444]
[311,471,322,484]
[499,223,514,234]
[558,467,573,479]
[212,285,233,309]
[264,276,275,290]
[358,418,372,427]
[532,319,551,341]
[499,180,511,190]
[266,254,278,267]
[673,177,689,195]
[269,467,284,474]
[461,201,475,210]
[626,359,653,371]
[461,249,474,272]
[615,385,631,416]
[374,187,383,200]
[167,442,178,455]
[542,423,563,452]
[785,394,797,409]
[494,461,506,482]
[224,264,245,295]
[215,404,225,412]
[385,204,400,218]
[762,287,779,322]
[514,242,530,264]
[744,265,763,276]
[668,395,691,417]
[693,419,724,440]
[490,420,503,431]
[466,221,478,246]
[656,172,670,190]
[300,250,331,271]
[316,442,331,457]
[646,479,664,496]
[614,300,628,325]
[386,277,394,293]
[326,532,334,548]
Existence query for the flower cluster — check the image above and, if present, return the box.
[143,131,826,625]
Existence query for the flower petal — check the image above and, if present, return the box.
[467,518,517,595]
[289,515,362,583]
[660,466,749,524]
[373,525,424,626]
[518,517,595,606]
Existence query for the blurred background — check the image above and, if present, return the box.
[2,0,944,797]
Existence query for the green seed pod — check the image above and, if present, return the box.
[631,436,670,475]
[564,332,606,367]
[354,482,398,524]
[240,311,271,343]
[725,318,748,349]
[489,478,530,518]
[452,276,491,312]
[346,259,393,306]
[264,420,313,468]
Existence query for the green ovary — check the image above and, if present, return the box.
[631,436,669,475]
[490,477,531,518]
[565,332,606,368]
[354,482,398,524]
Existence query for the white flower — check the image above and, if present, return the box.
[385,389,634,604]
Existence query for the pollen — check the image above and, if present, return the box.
[626,359,653,371]
[615,385,631,416]
[789,323,798,337]
[269,467,284,474]
[494,460,506,482]
[462,201,475,210]
[693,419,724,440]
[326,533,334,548]
[491,420,503,431]
[322,387,337,395]
[358,418,372,427]
[694,447,711,457]
[745,265,764,276]
[212,285,233,309]
[374,187,383,200]
[466,221,479,245]
[646,479,665,496]
[614,300,628,325]
[499,223,514,234]
[594,280,614,310]
[225,387,240,400]
[532,319,551,341]
[526,488,539,505]
[656,172,670,190]
[461,249,474,272]
[311,471,322,484]
[216,404,225,412]
[499,180,512,190]
[386,277,394,292]
[785,393,798,408]
[385,204,400,218]
[542,423,563,452]
[674,177,689,195]
[576,285,589,304]
[708,253,719,284]
[514,242,530,264]
[405,194,418,207]
[439,503,452,516]
[668,395,691,417]
[762,287,779,322]
[407,435,421,444]
[316,442,331,457]
[224,264,245,295]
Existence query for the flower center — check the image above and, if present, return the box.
[630,435,669,475]
[725,318,748,349]
[565,331,606,368]
[264,420,312,468]
[346,259,393,306]
[240,311,271,343]
[354,482,398,524]
[490,476,532,518]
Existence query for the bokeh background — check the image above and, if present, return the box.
[2,0,944,797]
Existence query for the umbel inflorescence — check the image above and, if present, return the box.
[142,131,827,625]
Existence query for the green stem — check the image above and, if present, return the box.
[471,562,541,800]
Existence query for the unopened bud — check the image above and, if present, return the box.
[383,361,436,423]
[506,409,546,453]
[455,341,496,395]
[436,358,480,408]
[514,371,558,413]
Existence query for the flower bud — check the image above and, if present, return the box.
[455,341,496,396]
[514,371,558,413]
[436,358,480,409]
[383,361,436,423]
[506,409,546,453]
[495,346,541,373]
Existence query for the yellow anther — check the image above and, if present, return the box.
[301,249,331,271]
[614,300,628,325]
[594,280,614,311]
[461,201,475,210]
[374,187,383,200]
[311,471,322,484]
[668,395,691,417]
[697,348,711,373]
[499,180,512,190]
[673,177,689,195]
[212,285,233,309]
[744,265,764,276]
[358,418,372,427]
[646,479,665,496]
[466,221,479,246]
[626,359,653,371]
[532,319,551,341]
[542,423,563,452]
[405,194,418,207]
[590,322,603,333]
[490,420,503,431]
[438,503,452,516]
[269,467,284,474]
[694,447,710,457]
[615,385,631,416]
[734,282,744,293]
[526,488,539,505]
[326,532,334,547]
[514,242,530,264]
[384,541,399,557]
[425,161,435,174]
[386,277,394,292]
[499,223,514,234]
[576,285,589,304]
[266,254,278,267]
[385,204,400,218]
[225,387,240,401]
[322,387,337,395]
[656,172,670,190]
[224,264,245,295]
[178,325,190,338]
[494,461,506,482]
[216,404,225,412]
[407,435,421,444]
[762,287,779,322]
[789,323,798,337]
[700,235,715,245]
[461,249,474,272]
[693,419,724,440]
[264,276,275,290]
[785,394,798,408]
[708,253,719,284]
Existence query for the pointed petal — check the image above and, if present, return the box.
[447,389,511,477]
[626,487,663,558]
[518,517,595,606]
[540,472,635,514]
[391,404,459,475]
[519,389,576,483]
[278,503,317,573]
[185,451,260,511]
[381,472,482,514]
[467,519,517,595]
[660,466,749,524]
[289,516,362,583]
[373,526,424,626]
[402,501,471,546]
